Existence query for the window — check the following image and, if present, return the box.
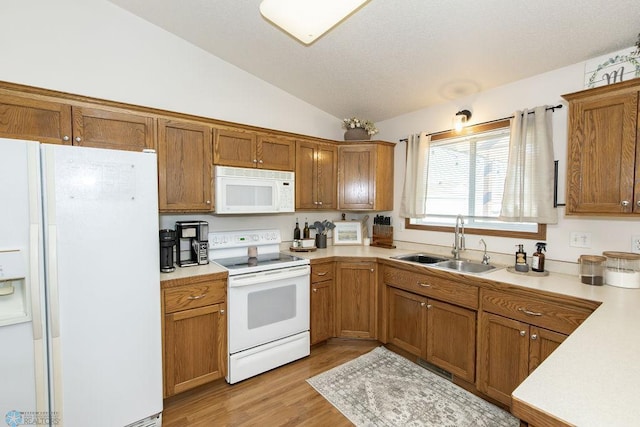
[407,120,546,239]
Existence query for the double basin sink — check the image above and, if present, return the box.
[390,253,497,274]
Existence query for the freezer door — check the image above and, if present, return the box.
[0,139,49,422]
[42,144,162,426]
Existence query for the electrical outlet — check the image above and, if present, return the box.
[632,235,640,254]
[569,232,592,248]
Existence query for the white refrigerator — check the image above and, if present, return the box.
[0,139,163,427]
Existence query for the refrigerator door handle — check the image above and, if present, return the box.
[29,224,43,340]
[47,224,61,339]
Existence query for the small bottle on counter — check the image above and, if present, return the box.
[531,242,546,272]
[515,244,528,272]
[303,219,310,239]
[293,218,301,240]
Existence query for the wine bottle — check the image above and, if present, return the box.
[293,218,301,240]
[303,219,310,239]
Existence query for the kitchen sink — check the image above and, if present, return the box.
[432,259,496,274]
[390,253,449,264]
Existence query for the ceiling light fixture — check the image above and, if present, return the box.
[259,0,368,45]
[453,110,472,132]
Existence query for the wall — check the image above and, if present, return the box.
[376,61,640,267]
[0,0,341,139]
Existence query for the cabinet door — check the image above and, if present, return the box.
[387,287,426,356]
[338,145,375,209]
[258,135,295,170]
[0,94,72,144]
[158,119,213,212]
[426,299,476,382]
[295,141,318,209]
[163,302,226,397]
[71,107,155,152]
[317,143,337,209]
[311,279,334,344]
[335,261,376,339]
[477,312,530,406]
[566,91,638,214]
[528,327,566,373]
[213,128,256,168]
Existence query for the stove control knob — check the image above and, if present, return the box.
[252,234,259,241]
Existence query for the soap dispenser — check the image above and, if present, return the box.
[515,244,528,272]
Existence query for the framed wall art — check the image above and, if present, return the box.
[333,221,363,245]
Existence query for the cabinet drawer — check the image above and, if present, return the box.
[481,289,592,335]
[164,281,226,314]
[311,263,334,283]
[383,267,478,309]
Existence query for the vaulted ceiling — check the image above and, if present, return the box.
[108,0,640,122]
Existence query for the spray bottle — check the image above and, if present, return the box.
[531,242,546,272]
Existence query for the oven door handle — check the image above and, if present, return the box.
[228,265,310,287]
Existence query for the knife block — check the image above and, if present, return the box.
[371,225,396,249]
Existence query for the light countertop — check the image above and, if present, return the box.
[163,244,640,426]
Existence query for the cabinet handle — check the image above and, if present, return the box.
[426,304,432,309]
[518,307,543,317]
[75,136,81,143]
[206,200,211,204]
[259,160,263,164]
[420,302,426,307]
[312,288,317,293]
[531,334,538,340]
[370,268,374,272]
[417,282,430,287]
[622,200,630,207]
[220,309,225,315]
[316,271,328,276]
[519,330,526,337]
[63,135,70,141]
[253,159,258,163]
[187,294,207,300]
[637,200,640,208]
[318,201,323,205]
[314,201,319,205]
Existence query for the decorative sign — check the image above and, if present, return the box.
[584,46,640,89]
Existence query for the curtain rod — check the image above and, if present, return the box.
[398,104,563,143]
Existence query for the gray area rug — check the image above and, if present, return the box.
[307,346,519,427]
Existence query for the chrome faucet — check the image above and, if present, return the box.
[479,238,491,265]
[452,214,465,260]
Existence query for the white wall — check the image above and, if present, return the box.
[376,62,640,266]
[0,0,342,139]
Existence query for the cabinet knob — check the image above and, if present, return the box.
[622,200,630,207]
[206,200,211,204]
[220,309,225,315]
[637,200,640,207]
[63,135,70,141]
[253,159,258,163]
[259,160,263,164]
[318,201,323,205]
[531,334,538,340]
[426,304,432,309]
[314,201,318,205]
[420,302,426,307]
[75,136,81,143]
[519,330,526,337]
[370,268,374,272]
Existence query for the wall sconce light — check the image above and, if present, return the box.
[260,0,368,45]
[453,110,472,132]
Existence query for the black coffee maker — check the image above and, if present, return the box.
[159,229,176,273]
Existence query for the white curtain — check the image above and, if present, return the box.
[400,132,430,218]
[499,106,557,224]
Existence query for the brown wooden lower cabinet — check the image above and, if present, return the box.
[310,261,335,345]
[476,311,566,406]
[162,278,226,398]
[387,286,476,382]
[335,261,376,339]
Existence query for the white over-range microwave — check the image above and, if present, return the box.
[214,165,295,214]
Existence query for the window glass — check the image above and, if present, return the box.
[408,121,543,237]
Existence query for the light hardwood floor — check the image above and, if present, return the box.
[162,339,379,427]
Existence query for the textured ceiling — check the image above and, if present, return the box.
[108,0,640,122]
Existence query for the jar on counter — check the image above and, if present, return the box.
[579,255,606,286]
[602,251,640,289]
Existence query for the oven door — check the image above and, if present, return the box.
[227,265,310,354]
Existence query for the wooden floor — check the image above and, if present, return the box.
[162,339,379,427]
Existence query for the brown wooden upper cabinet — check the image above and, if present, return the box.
[214,127,295,171]
[296,140,337,210]
[563,78,640,215]
[157,119,213,212]
[337,141,394,211]
[0,92,155,151]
